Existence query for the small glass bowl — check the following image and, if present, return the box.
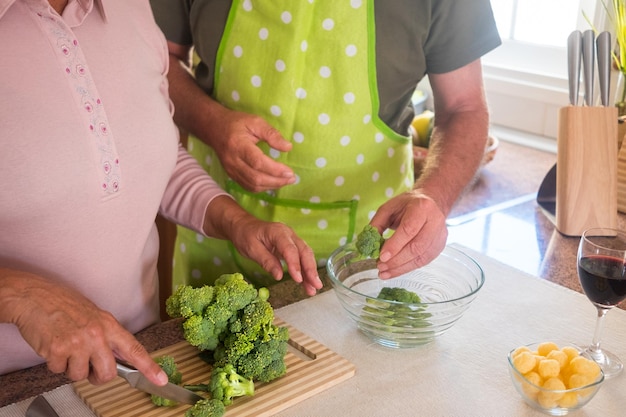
[326,244,484,348]
[507,341,604,416]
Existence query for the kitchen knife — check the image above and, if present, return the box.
[582,29,596,106]
[596,31,612,106]
[567,30,582,106]
[116,362,204,405]
[25,395,60,417]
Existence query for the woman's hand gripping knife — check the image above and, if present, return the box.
[0,270,168,386]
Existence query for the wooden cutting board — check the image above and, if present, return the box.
[73,318,355,417]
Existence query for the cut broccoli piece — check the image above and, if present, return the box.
[227,326,290,383]
[377,287,422,304]
[184,398,226,417]
[355,225,385,259]
[363,287,432,330]
[183,363,255,407]
[150,355,182,407]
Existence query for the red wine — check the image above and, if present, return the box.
[578,255,626,307]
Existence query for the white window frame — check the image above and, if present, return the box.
[482,0,610,151]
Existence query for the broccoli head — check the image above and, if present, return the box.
[184,398,226,417]
[228,325,289,382]
[208,364,255,406]
[355,225,385,259]
[213,273,259,312]
[150,355,182,407]
[182,314,225,351]
[167,273,266,352]
[166,285,215,319]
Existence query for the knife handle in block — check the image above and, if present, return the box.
[556,106,618,236]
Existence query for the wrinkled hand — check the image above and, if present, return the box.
[4,272,167,386]
[228,216,323,296]
[369,190,448,279]
[210,110,296,192]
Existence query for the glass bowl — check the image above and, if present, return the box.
[507,341,604,416]
[326,244,484,348]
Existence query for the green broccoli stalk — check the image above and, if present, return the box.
[150,355,182,407]
[355,225,385,259]
[184,398,226,417]
[186,364,254,407]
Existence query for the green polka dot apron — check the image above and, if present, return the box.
[173,0,413,288]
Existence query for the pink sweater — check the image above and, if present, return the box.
[0,0,227,374]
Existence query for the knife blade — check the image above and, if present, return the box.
[25,395,60,417]
[596,31,611,106]
[567,30,582,106]
[116,362,204,405]
[582,29,596,106]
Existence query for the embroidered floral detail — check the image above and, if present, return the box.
[31,2,122,196]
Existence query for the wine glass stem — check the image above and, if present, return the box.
[590,307,609,353]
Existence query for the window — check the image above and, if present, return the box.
[481,0,608,150]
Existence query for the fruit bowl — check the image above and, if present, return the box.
[326,245,484,348]
[508,341,604,416]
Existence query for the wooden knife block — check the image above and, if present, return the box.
[556,106,617,236]
[617,122,626,212]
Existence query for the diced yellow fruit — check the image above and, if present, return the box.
[537,392,559,408]
[547,350,569,370]
[538,359,561,379]
[569,356,600,378]
[543,377,566,391]
[513,351,538,374]
[561,346,580,362]
[568,373,593,389]
[522,371,543,397]
[512,346,531,359]
[557,392,579,408]
[537,342,559,357]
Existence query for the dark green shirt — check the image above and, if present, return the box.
[150,0,501,134]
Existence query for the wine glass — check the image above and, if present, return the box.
[577,227,626,378]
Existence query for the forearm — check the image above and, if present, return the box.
[414,108,489,216]
[167,55,229,148]
[201,195,253,240]
[0,269,30,324]
[416,60,490,217]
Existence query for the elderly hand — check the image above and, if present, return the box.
[369,190,448,279]
[204,196,323,296]
[0,270,168,386]
[207,109,296,193]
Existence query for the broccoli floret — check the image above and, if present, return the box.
[227,325,289,383]
[377,287,422,304]
[166,285,215,319]
[363,287,432,330]
[150,355,182,407]
[355,225,385,259]
[213,273,259,311]
[184,398,225,417]
[166,273,289,403]
[208,364,255,406]
[182,314,224,351]
[167,273,263,352]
